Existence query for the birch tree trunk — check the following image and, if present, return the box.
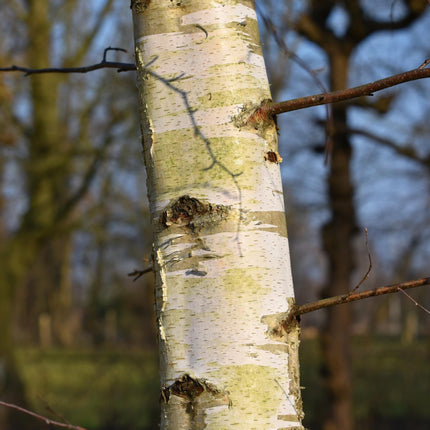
[132,1,303,428]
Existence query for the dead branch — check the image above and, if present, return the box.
[128,267,153,281]
[0,61,135,75]
[0,47,135,75]
[0,400,87,430]
[264,61,430,117]
[288,277,430,321]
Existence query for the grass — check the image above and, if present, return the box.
[300,337,430,429]
[14,337,430,430]
[15,348,159,430]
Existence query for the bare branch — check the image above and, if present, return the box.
[102,46,128,63]
[37,395,70,426]
[264,62,430,117]
[0,61,135,75]
[3,53,429,125]
[418,58,430,69]
[0,400,87,430]
[347,126,430,167]
[313,119,430,167]
[288,277,430,321]
[67,0,116,67]
[56,136,115,221]
[0,50,136,75]
[350,228,372,294]
[128,267,153,281]
[398,288,430,315]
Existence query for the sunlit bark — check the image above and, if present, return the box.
[132,1,303,428]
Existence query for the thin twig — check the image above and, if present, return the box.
[0,401,87,430]
[418,58,430,69]
[0,47,134,75]
[398,288,430,315]
[0,61,135,75]
[255,2,334,163]
[102,46,127,63]
[37,395,70,426]
[128,267,152,281]
[288,277,430,320]
[350,228,372,294]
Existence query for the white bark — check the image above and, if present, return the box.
[132,1,303,428]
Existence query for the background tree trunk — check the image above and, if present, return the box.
[293,2,429,428]
[14,0,73,345]
[320,45,356,430]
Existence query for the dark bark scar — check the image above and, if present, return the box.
[161,374,230,404]
[160,195,230,231]
[265,150,283,164]
[130,0,150,12]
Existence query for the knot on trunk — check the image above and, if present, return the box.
[161,195,230,231]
